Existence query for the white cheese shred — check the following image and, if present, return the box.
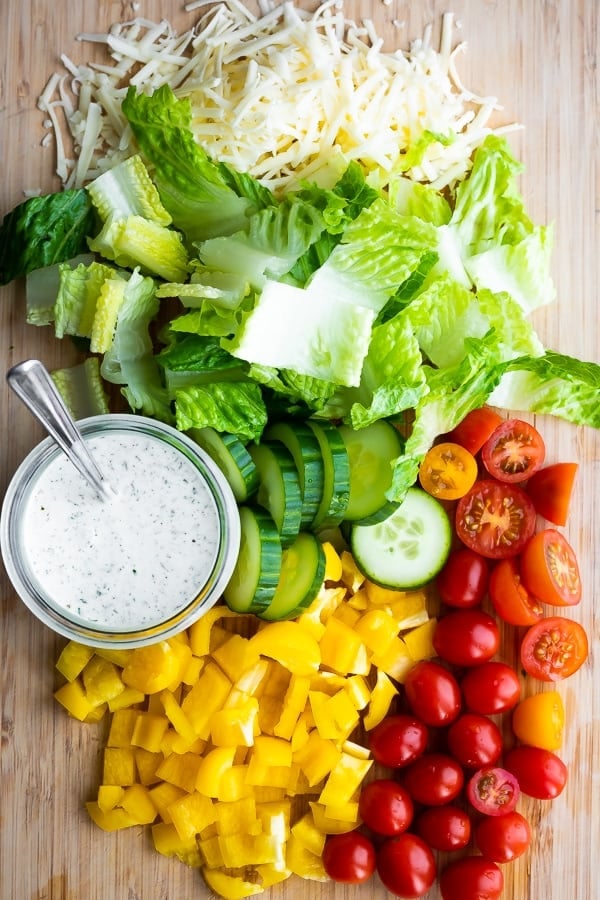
[37,0,521,193]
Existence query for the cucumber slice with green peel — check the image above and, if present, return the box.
[350,487,452,589]
[264,421,325,527]
[189,426,259,502]
[306,421,350,530]
[248,441,303,546]
[338,420,404,523]
[259,531,326,621]
[223,506,283,613]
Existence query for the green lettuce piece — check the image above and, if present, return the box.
[397,130,455,172]
[248,364,338,417]
[51,357,110,419]
[175,381,268,441]
[157,266,249,309]
[54,260,120,339]
[86,154,172,225]
[100,268,159,380]
[121,85,272,242]
[489,350,600,428]
[158,334,247,392]
[117,355,174,424]
[389,177,452,226]
[26,253,94,326]
[0,189,96,285]
[88,213,188,282]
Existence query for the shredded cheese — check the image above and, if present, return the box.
[38,0,520,192]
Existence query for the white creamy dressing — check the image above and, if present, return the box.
[21,430,221,631]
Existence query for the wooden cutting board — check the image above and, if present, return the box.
[1,2,598,899]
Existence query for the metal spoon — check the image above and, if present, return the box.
[7,359,115,501]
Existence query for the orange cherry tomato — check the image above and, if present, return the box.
[520,616,588,682]
[446,407,504,456]
[511,690,565,751]
[520,528,582,607]
[482,418,545,483]
[488,557,543,626]
[419,442,478,501]
[526,462,578,526]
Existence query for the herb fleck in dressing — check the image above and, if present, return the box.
[22,430,220,630]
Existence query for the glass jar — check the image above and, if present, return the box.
[1,414,240,648]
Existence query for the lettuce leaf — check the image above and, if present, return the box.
[51,357,110,419]
[174,381,268,441]
[86,154,172,225]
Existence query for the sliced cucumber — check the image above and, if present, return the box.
[259,532,326,621]
[248,441,303,546]
[338,420,404,523]
[350,487,452,589]
[189,426,259,502]
[306,421,350,530]
[223,506,283,613]
[264,421,325,527]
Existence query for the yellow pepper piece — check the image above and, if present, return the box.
[181,661,232,739]
[159,689,196,743]
[309,691,349,741]
[122,641,182,694]
[214,797,260,836]
[318,616,367,675]
[180,654,204,686]
[344,675,371,710]
[152,822,203,866]
[102,747,137,786]
[212,633,259,682]
[148,782,186,823]
[309,801,359,835]
[108,686,145,711]
[94,647,133,668]
[202,867,263,899]
[364,579,406,606]
[131,712,170,753]
[211,698,259,748]
[340,550,365,592]
[363,669,399,730]
[86,801,137,832]
[403,617,437,661]
[255,863,291,889]
[322,541,343,582]
[107,708,138,748]
[354,608,399,653]
[346,587,369,610]
[291,812,326,856]
[286,833,328,881]
[120,783,158,825]
[324,801,360,824]
[97,785,125,813]
[250,735,292,768]
[55,641,94,682]
[196,746,237,797]
[218,833,281,868]
[248,622,320,677]
[189,607,241,657]
[133,748,162,786]
[292,731,342,786]
[156,751,204,793]
[371,636,415,683]
[168,790,216,840]
[54,679,95,722]
[216,765,254,802]
[273,676,311,740]
[387,590,430,629]
[198,835,225,868]
[318,751,373,806]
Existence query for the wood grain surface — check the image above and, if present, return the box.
[1,2,598,899]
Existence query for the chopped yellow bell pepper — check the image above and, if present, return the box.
[363,669,398,731]
[214,797,261,836]
[402,617,437,661]
[309,801,359,835]
[119,783,157,825]
[354,608,399,653]
[148,781,186,823]
[387,590,430,629]
[202,867,263,899]
[286,833,328,881]
[86,801,137,832]
[159,689,197,744]
[108,686,145,712]
[318,750,373,807]
[155,750,204,793]
[168,790,216,840]
[122,641,183,694]
[318,616,368,675]
[273,675,311,740]
[324,801,360,824]
[55,641,94,682]
[102,747,137,786]
[371,635,415,682]
[291,812,326,856]
[54,679,95,722]
[189,607,241,657]
[131,712,170,753]
[211,697,259,748]
[152,822,203,867]
[180,661,232,739]
[97,785,125,813]
[248,622,320,677]
[218,833,282,869]
[212,633,259,682]
[340,550,365,592]
[94,647,133,668]
[198,835,225,868]
[196,746,237,797]
[255,863,291,889]
[292,731,342,787]
[322,541,343,582]
[134,748,163,786]
[344,675,371,710]
[216,765,254,802]
[107,708,138,748]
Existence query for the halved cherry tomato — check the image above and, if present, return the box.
[433,609,500,667]
[481,418,545,483]
[322,832,376,883]
[436,548,489,609]
[460,661,521,714]
[376,833,436,898]
[488,557,543,625]
[447,713,503,769]
[526,461,578,526]
[503,746,568,799]
[520,616,588,682]
[475,810,532,863]
[358,779,414,836]
[511,690,564,751]
[419,442,478,500]
[446,407,504,456]
[415,806,471,852]
[455,479,536,559]
[404,660,462,727]
[440,857,503,900]
[369,714,429,769]
[467,766,520,816]
[520,529,582,607]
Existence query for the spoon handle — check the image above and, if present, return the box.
[7,359,114,501]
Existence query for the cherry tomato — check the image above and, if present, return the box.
[475,810,532,863]
[419,442,478,500]
[436,548,489,609]
[376,833,436,898]
[414,805,471,852]
[467,766,520,816]
[447,713,503,769]
[488,557,543,626]
[520,528,582,607]
[322,832,376,884]
[455,479,536,559]
[520,616,588,682]
[526,461,578,526]
[461,661,521,714]
[433,609,500,667]
[481,418,545,483]
[404,660,462,727]
[358,779,414,836]
[440,857,504,900]
[369,714,429,769]
[446,406,504,456]
[402,753,464,806]
[511,690,564,751]
[503,746,568,800]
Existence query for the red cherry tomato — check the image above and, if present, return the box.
[467,766,520,816]
[404,660,462,727]
[519,528,582,607]
[488,557,543,626]
[520,615,588,682]
[440,856,504,900]
[369,714,429,769]
[402,753,464,806]
[446,406,504,456]
[475,810,532,862]
[358,779,414,837]
[455,479,536,559]
[436,548,489,609]
[433,609,500,667]
[481,418,545,483]
[525,461,578,525]
[447,713,503,769]
[460,661,521,714]
[503,746,568,799]
[415,805,471,852]
[376,833,436,898]
[322,832,376,884]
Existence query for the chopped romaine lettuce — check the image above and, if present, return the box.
[88,213,188,282]
[86,154,172,225]
[26,253,94,326]
[51,357,110,419]
[174,381,268,441]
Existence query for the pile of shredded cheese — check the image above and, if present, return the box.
[38,0,518,194]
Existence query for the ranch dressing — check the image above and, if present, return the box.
[21,429,221,631]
